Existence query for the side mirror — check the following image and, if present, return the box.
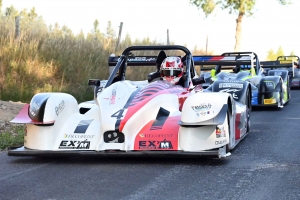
[88,79,101,87]
[88,79,101,100]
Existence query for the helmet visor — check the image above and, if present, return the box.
[161,69,182,77]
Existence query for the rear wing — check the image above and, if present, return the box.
[277,55,299,62]
[108,55,157,75]
[108,52,259,73]
[193,52,260,76]
[260,60,295,68]
[260,60,297,77]
[193,54,253,72]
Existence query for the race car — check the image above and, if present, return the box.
[8,45,251,158]
[194,52,290,108]
[260,55,300,89]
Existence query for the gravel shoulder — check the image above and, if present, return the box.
[0,100,25,133]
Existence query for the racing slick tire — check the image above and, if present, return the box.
[226,110,231,154]
[226,109,232,154]
[245,88,251,132]
[279,80,284,108]
[286,76,291,104]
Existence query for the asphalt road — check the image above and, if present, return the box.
[1,90,300,200]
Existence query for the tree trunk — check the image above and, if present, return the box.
[234,12,244,52]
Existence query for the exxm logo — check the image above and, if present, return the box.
[59,140,90,149]
[138,139,173,149]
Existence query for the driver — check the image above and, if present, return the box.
[160,56,184,85]
[233,64,252,74]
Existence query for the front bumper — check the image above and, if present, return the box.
[251,91,281,107]
[8,146,230,158]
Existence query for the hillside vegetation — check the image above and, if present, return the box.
[0,6,208,103]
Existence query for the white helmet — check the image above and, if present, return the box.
[160,57,184,85]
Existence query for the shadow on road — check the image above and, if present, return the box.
[252,106,284,112]
[7,153,231,166]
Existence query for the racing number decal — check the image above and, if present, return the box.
[114,88,141,131]
[111,109,127,119]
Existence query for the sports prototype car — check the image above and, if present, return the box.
[260,55,300,89]
[8,45,251,158]
[195,52,290,108]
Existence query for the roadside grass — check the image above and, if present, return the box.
[0,123,25,151]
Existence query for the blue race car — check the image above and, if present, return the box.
[194,52,290,108]
[261,55,300,89]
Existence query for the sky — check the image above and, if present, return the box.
[2,0,300,59]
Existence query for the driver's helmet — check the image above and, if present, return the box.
[160,57,184,84]
[240,64,251,71]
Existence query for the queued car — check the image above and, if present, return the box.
[260,55,300,89]
[194,52,290,108]
[8,45,251,158]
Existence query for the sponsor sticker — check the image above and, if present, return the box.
[196,110,211,116]
[109,88,116,105]
[59,140,90,149]
[280,60,292,64]
[139,134,173,138]
[219,83,243,89]
[264,81,274,88]
[215,139,227,145]
[192,103,212,112]
[216,126,226,138]
[29,101,41,116]
[128,57,156,62]
[264,99,276,104]
[55,100,65,116]
[64,134,95,139]
[138,139,173,150]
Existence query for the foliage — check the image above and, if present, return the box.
[265,46,296,60]
[190,0,292,51]
[190,0,255,16]
[0,6,207,103]
[0,123,25,150]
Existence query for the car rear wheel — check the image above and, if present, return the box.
[278,80,284,107]
[245,88,251,132]
[226,110,231,153]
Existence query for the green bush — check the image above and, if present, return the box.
[0,125,25,150]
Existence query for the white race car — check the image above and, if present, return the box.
[8,45,251,158]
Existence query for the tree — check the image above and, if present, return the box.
[106,21,115,38]
[28,7,38,20]
[90,19,103,41]
[0,0,2,13]
[93,19,100,35]
[190,0,291,52]
[4,6,19,17]
[266,49,276,60]
[266,46,285,60]
[289,50,295,56]
[276,46,285,57]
